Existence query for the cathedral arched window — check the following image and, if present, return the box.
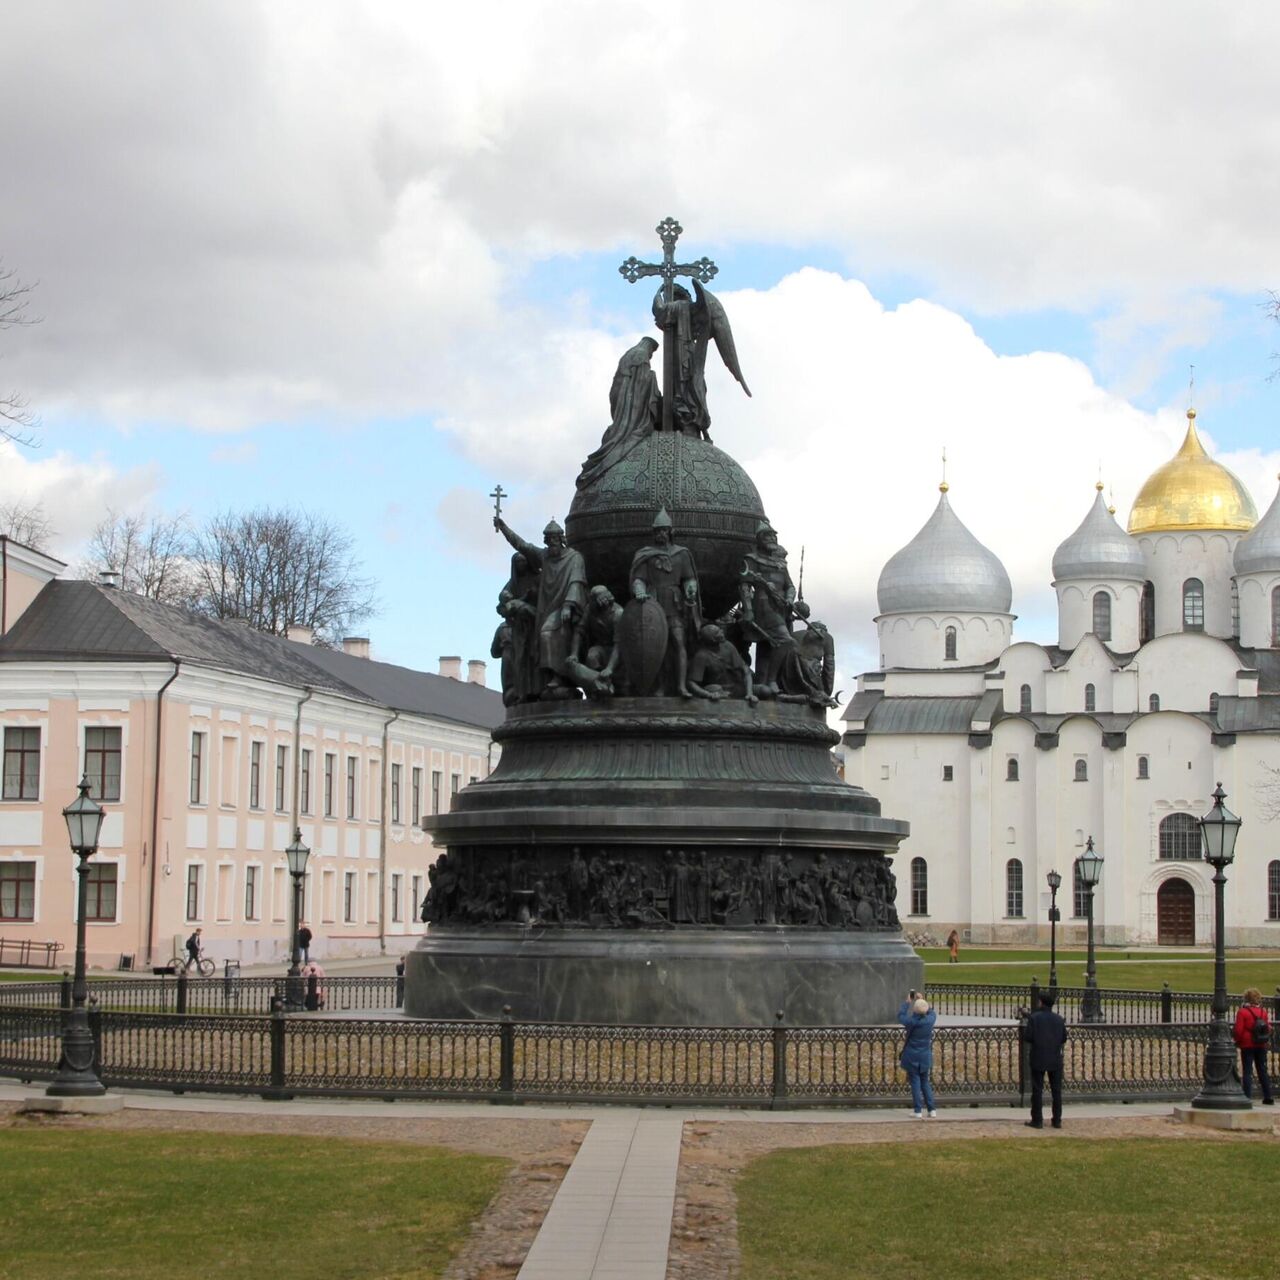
[1159,812,1201,861]
[944,626,957,661]
[1072,862,1088,918]
[1149,693,1160,712]
[1006,757,1019,781]
[910,857,928,916]
[1273,586,1280,646]
[1019,684,1032,714]
[1092,591,1111,641]
[1084,683,1096,713]
[1269,862,1280,922]
[1209,692,1219,715]
[1141,581,1155,645]
[1137,756,1149,779]
[1231,580,1240,639]
[1182,578,1204,631]
[1073,758,1088,782]
[1006,859,1024,918]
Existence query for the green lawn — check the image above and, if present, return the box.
[739,1138,1279,1280]
[0,1129,507,1279]
[919,947,1280,994]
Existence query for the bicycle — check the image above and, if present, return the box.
[171,950,215,977]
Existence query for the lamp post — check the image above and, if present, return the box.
[1045,868,1062,992]
[47,776,107,1097]
[1192,782,1247,1110]
[1076,837,1104,1024]
[284,829,310,1010]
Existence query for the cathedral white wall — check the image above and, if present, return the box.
[1134,633,1240,715]
[1000,642,1052,714]
[1138,531,1241,640]
[1055,580,1142,651]
[876,611,1012,669]
[1045,635,1116,716]
[1238,573,1280,649]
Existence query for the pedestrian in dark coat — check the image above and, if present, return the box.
[1023,992,1068,1128]
[1232,987,1275,1105]
[296,923,312,965]
[898,992,938,1118]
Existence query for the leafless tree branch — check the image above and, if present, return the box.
[0,497,54,549]
[0,262,40,447]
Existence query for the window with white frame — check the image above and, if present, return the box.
[275,745,288,812]
[1159,812,1201,861]
[85,863,117,922]
[1006,858,1024,917]
[249,741,263,809]
[1092,591,1111,641]
[391,872,403,923]
[1072,862,1088,918]
[324,753,335,817]
[84,726,122,801]
[431,770,441,815]
[0,862,36,920]
[1084,683,1096,713]
[244,865,259,920]
[343,871,356,923]
[1137,756,1149,779]
[2,727,40,800]
[391,764,402,825]
[411,874,423,920]
[185,864,203,921]
[411,767,422,825]
[300,748,312,814]
[189,731,205,804]
[910,857,928,916]
[346,757,358,819]
[1182,578,1204,631]
[1269,861,1280,922]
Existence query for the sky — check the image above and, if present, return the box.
[2,1,1280,692]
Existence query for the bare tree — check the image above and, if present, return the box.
[0,263,39,446]
[187,507,377,643]
[0,497,54,549]
[1257,762,1280,823]
[80,508,197,605]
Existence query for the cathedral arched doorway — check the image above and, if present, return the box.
[1157,878,1196,946]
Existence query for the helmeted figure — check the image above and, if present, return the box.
[495,516,588,698]
[739,521,798,698]
[627,508,702,697]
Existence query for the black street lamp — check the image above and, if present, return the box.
[1192,782,1247,1111]
[48,776,108,1097]
[284,829,310,1009]
[1045,868,1062,992]
[1076,837,1104,1024]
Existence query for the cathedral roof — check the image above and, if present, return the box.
[1128,409,1257,535]
[877,487,1012,615]
[1233,476,1280,576]
[1052,486,1147,583]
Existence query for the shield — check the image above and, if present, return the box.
[619,597,668,696]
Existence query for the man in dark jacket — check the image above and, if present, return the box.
[296,923,312,965]
[1024,992,1068,1129]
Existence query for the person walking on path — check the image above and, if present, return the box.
[296,923,312,965]
[1233,988,1275,1105]
[899,991,938,1118]
[946,929,960,963]
[1023,991,1068,1128]
[183,928,202,972]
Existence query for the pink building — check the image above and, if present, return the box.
[0,537,501,970]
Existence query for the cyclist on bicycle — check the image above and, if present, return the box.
[184,928,203,972]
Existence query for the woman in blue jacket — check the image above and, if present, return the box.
[899,992,938,1118]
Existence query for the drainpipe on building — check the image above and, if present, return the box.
[291,687,313,832]
[379,709,400,956]
[145,661,181,967]
[1,535,8,634]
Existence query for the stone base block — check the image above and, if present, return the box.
[405,927,924,1026]
[1173,1104,1274,1131]
[19,1094,124,1116]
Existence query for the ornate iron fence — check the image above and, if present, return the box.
[0,1005,1226,1108]
[925,981,1227,1025]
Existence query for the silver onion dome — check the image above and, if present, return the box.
[1234,477,1280,576]
[877,487,1012,614]
[1052,487,1147,583]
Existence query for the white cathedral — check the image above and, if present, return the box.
[841,409,1280,948]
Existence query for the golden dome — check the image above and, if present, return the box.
[1127,409,1257,535]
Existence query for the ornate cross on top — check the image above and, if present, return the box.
[489,484,507,523]
[618,217,719,433]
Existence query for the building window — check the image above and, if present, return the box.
[469,774,479,787]
[1159,812,1202,861]
[411,767,422,825]
[189,732,204,805]
[1269,862,1280,921]
[185,865,202,921]
[0,862,36,920]
[1006,858,1024,918]
[431,770,441,815]
[1072,862,1088,918]
[244,865,258,920]
[450,773,461,796]
[343,871,356,923]
[1137,756,1149,780]
[391,873,403,924]
[1141,581,1155,645]
[944,626,957,661]
[1006,757,1019,781]
[1208,692,1219,715]
[249,741,263,809]
[1149,693,1160,712]
[1084,683,1096,713]
[1074,759,1088,782]
[2,727,40,800]
[324,753,335,818]
[85,864,118,922]
[300,749,312,815]
[275,745,288,811]
[84,726,122,802]
[346,758,358,819]
[1273,586,1280,646]
[1092,591,1111,642]
[1019,684,1032,714]
[942,765,953,782]
[1231,580,1240,639]
[1182,578,1204,631]
[391,764,402,825]
[909,857,928,915]
[411,874,423,920]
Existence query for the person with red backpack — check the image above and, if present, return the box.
[1232,987,1275,1105]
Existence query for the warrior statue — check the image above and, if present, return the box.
[624,508,701,697]
[738,520,798,698]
